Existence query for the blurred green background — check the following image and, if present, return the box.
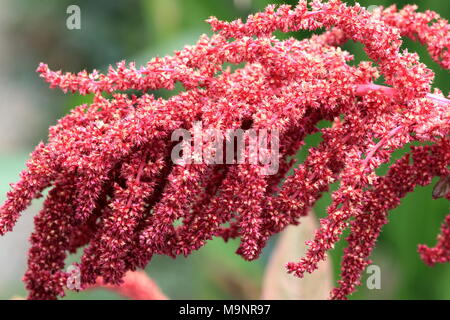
[0,0,448,300]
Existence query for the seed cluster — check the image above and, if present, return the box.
[0,0,448,299]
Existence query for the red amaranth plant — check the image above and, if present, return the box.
[0,0,449,300]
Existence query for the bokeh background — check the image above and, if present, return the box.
[0,0,449,300]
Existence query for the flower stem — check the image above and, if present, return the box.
[91,271,168,300]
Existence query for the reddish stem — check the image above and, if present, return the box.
[362,125,404,169]
[355,83,450,105]
[126,157,147,208]
[91,270,168,300]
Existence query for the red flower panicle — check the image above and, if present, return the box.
[0,0,449,299]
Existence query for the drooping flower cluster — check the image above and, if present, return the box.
[0,0,449,300]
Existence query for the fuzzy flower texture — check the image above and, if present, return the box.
[1,0,449,300]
